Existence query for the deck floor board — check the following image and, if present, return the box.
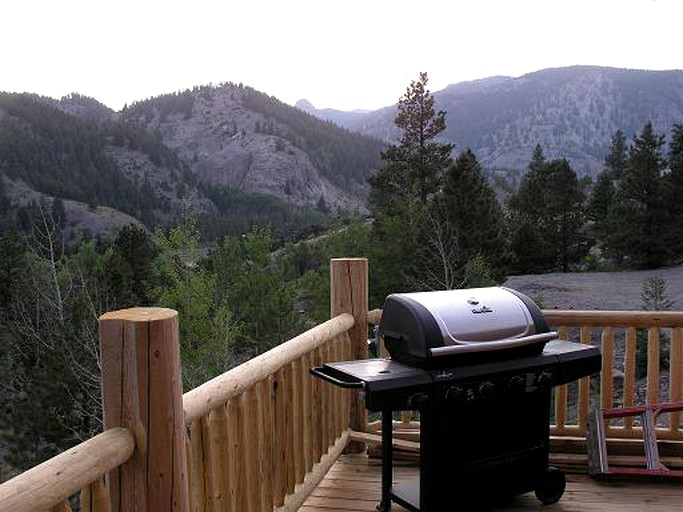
[300,454,683,511]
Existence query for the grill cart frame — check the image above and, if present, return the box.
[311,288,601,511]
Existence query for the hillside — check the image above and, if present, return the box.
[121,84,384,211]
[0,88,384,241]
[303,66,683,178]
[0,92,212,238]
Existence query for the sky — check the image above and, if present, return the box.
[2,0,681,112]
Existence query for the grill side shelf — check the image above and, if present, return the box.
[309,366,364,389]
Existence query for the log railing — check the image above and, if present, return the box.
[182,313,354,511]
[544,310,683,441]
[0,258,367,512]
[10,259,683,511]
[367,308,683,443]
[0,427,133,512]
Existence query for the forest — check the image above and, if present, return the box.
[1,73,683,481]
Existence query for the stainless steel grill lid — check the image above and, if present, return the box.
[379,286,557,367]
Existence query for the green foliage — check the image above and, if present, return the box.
[461,255,495,288]
[200,185,329,242]
[153,213,237,389]
[440,149,508,281]
[106,224,156,307]
[605,129,629,179]
[663,124,683,263]
[0,215,107,475]
[287,219,376,323]
[508,153,588,273]
[367,72,466,294]
[605,122,668,268]
[368,72,453,211]
[209,226,300,353]
[587,170,615,244]
[636,276,673,379]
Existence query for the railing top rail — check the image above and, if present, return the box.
[370,308,683,328]
[0,427,134,512]
[183,312,355,423]
[542,310,683,328]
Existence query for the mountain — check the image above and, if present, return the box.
[302,66,683,177]
[0,92,214,238]
[294,99,372,129]
[122,85,384,211]
[0,87,384,242]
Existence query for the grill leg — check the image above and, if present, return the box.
[377,409,393,511]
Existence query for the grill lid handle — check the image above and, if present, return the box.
[429,331,559,356]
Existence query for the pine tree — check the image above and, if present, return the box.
[106,224,156,307]
[440,149,507,279]
[367,72,454,295]
[509,153,588,272]
[605,129,629,179]
[663,124,683,262]
[606,122,667,268]
[368,72,453,212]
[587,172,615,228]
[508,146,554,272]
[545,159,589,271]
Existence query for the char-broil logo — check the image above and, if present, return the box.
[467,297,493,314]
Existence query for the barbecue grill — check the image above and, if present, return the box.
[311,287,601,511]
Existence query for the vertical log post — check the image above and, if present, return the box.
[330,258,368,453]
[99,307,189,512]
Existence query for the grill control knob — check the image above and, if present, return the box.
[509,375,526,393]
[537,371,554,387]
[478,381,495,399]
[445,386,466,402]
[407,392,429,408]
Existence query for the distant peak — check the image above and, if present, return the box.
[295,98,316,112]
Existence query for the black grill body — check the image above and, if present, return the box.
[311,288,601,511]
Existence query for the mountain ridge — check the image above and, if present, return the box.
[2,65,682,240]
[301,65,683,177]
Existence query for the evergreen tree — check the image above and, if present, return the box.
[664,124,683,262]
[440,149,507,280]
[587,170,615,248]
[545,159,589,271]
[367,72,454,296]
[606,122,667,268]
[106,224,156,307]
[605,129,629,179]
[153,213,238,389]
[509,153,588,272]
[529,143,546,174]
[209,226,299,353]
[368,72,453,211]
[508,146,554,272]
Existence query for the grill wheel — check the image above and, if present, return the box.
[535,466,566,505]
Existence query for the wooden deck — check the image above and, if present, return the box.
[301,454,683,511]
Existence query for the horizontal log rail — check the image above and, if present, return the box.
[545,311,683,442]
[0,259,368,512]
[183,313,354,423]
[183,327,353,511]
[182,259,367,511]
[0,427,134,512]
